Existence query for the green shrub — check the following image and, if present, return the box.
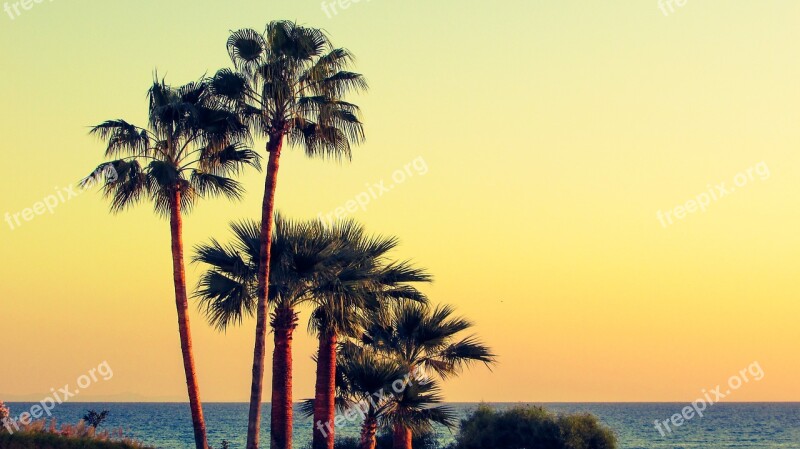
[557,413,617,449]
[448,404,616,449]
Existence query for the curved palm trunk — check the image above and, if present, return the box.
[247,137,284,449]
[169,190,209,449]
[312,332,337,449]
[270,306,298,449]
[392,424,412,449]
[359,416,378,449]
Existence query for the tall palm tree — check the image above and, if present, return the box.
[210,21,367,449]
[193,216,342,449]
[83,78,259,449]
[362,303,497,449]
[308,223,430,449]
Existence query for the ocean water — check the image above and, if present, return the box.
[5,402,799,448]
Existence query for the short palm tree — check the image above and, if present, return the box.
[302,343,457,449]
[380,380,458,449]
[337,348,406,449]
[193,216,344,449]
[307,222,430,449]
[210,21,367,449]
[362,303,497,449]
[83,78,259,449]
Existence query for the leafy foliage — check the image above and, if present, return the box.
[447,405,617,449]
[83,77,260,216]
[82,410,110,429]
[362,303,496,380]
[192,217,429,334]
[377,379,459,437]
[212,20,367,158]
[0,418,149,449]
[306,219,431,340]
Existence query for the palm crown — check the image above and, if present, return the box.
[379,379,459,438]
[193,217,431,332]
[211,20,366,158]
[193,216,343,330]
[363,303,497,379]
[83,78,260,213]
[301,344,456,449]
[306,220,432,339]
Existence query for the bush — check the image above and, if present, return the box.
[0,431,149,449]
[0,419,150,449]
[448,404,616,449]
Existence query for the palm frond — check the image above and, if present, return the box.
[195,270,255,331]
[227,28,267,71]
[95,159,147,213]
[190,171,244,200]
[211,68,251,103]
[89,120,151,158]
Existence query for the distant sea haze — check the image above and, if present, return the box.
[5,402,799,448]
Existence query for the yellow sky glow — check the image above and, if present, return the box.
[1,0,799,402]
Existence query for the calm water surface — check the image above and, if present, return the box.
[6,402,799,448]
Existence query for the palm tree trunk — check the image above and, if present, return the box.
[169,190,209,449]
[312,332,337,449]
[359,416,378,449]
[270,306,298,449]
[247,136,284,449]
[392,424,412,449]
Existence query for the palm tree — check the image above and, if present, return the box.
[307,222,430,449]
[362,303,497,449]
[193,216,342,449]
[83,78,259,449]
[301,343,456,449]
[380,380,458,449]
[336,348,405,449]
[209,21,367,449]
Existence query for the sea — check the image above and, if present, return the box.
[5,402,799,448]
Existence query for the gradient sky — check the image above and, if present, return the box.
[1,0,799,403]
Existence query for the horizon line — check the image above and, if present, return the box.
[4,400,800,404]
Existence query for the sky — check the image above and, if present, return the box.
[1,0,799,403]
